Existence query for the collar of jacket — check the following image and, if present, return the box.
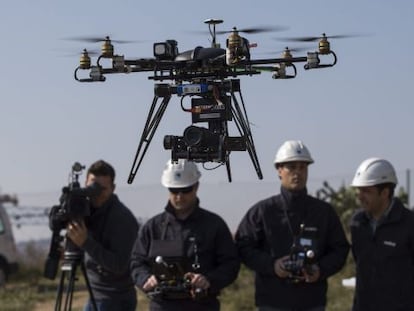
[280,186,308,209]
[164,198,201,221]
[356,197,405,226]
[89,194,116,217]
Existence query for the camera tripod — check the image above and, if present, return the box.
[54,249,97,311]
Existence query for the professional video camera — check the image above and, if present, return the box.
[283,224,318,283]
[43,162,102,280]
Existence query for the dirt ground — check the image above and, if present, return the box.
[33,290,150,311]
[33,290,89,311]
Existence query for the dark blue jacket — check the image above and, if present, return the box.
[235,188,349,309]
[82,194,139,300]
[130,200,240,311]
[351,198,414,311]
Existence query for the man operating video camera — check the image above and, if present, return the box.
[63,160,139,311]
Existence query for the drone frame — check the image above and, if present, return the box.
[73,21,338,183]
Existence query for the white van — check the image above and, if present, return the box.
[0,197,19,286]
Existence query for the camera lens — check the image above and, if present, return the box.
[163,135,175,150]
[183,126,203,146]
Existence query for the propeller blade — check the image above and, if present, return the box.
[238,26,289,34]
[276,33,368,42]
[80,49,100,56]
[62,36,144,44]
[277,46,309,53]
[254,46,309,56]
[327,34,365,39]
[54,48,100,57]
[277,36,321,42]
[63,35,111,43]
[216,25,288,35]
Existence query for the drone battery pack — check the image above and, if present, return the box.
[191,97,231,123]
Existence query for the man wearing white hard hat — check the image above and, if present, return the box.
[130,159,240,311]
[236,140,349,311]
[350,158,414,311]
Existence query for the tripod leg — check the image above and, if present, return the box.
[63,264,78,311]
[128,94,171,183]
[81,261,98,311]
[54,270,66,311]
[53,262,78,311]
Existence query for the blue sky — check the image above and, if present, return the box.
[1,1,414,228]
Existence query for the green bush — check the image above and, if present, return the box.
[221,265,255,311]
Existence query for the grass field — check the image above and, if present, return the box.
[0,263,354,311]
[0,241,355,311]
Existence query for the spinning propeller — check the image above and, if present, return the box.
[256,46,309,56]
[64,35,145,58]
[63,35,142,44]
[278,33,363,42]
[215,25,288,35]
[276,33,366,54]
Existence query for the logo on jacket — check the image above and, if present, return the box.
[304,226,318,232]
[383,240,396,247]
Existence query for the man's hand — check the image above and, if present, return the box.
[142,275,158,291]
[185,272,210,290]
[66,220,87,247]
[274,255,291,278]
[302,264,320,283]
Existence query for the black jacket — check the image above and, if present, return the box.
[82,194,139,300]
[130,200,240,310]
[235,187,349,309]
[351,198,414,311]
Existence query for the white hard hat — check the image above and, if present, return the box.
[274,140,314,166]
[351,157,398,187]
[161,159,201,188]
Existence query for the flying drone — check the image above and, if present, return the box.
[73,19,342,183]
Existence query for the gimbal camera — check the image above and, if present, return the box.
[160,79,253,182]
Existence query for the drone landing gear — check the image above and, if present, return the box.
[229,81,263,180]
[128,89,172,184]
[127,80,262,183]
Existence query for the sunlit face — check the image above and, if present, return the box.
[277,161,309,191]
[85,173,115,207]
[355,186,389,215]
[168,183,198,216]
